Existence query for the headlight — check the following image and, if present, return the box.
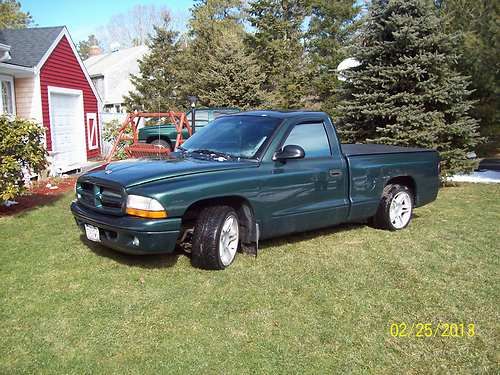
[75,182,81,199]
[126,195,167,219]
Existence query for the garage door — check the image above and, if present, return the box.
[50,91,86,171]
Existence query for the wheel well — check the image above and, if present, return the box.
[386,176,416,201]
[181,196,256,244]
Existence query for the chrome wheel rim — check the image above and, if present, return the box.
[219,214,239,266]
[389,191,412,229]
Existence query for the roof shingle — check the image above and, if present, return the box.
[0,26,64,68]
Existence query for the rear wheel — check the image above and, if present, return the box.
[372,184,413,230]
[191,206,239,270]
[150,139,172,150]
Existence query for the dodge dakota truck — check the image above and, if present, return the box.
[71,111,440,270]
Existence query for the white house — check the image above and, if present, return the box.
[84,45,148,115]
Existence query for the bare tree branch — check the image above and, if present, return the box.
[96,5,172,50]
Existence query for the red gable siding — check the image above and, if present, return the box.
[40,35,100,159]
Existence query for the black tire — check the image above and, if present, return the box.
[191,205,239,270]
[372,184,413,231]
[150,139,172,150]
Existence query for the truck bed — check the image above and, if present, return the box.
[342,143,433,156]
[341,143,440,218]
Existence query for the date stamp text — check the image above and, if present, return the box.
[389,322,475,338]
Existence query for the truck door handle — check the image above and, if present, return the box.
[329,169,342,177]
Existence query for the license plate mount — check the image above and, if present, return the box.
[85,224,100,242]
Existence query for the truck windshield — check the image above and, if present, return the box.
[181,115,282,159]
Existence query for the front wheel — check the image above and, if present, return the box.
[372,184,413,230]
[191,206,239,270]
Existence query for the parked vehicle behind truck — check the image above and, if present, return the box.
[138,107,239,150]
[71,111,440,270]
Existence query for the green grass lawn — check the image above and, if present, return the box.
[1,184,499,374]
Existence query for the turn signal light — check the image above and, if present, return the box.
[125,207,167,219]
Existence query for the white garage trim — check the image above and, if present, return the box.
[47,85,87,173]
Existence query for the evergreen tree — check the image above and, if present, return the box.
[247,0,309,108]
[123,16,180,112]
[0,0,32,29]
[77,34,101,60]
[306,0,360,114]
[336,0,482,177]
[178,0,264,108]
[437,0,499,155]
[194,33,265,108]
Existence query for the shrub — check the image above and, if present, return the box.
[102,118,133,160]
[0,115,47,202]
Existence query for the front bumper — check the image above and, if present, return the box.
[71,201,181,255]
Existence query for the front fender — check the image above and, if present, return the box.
[126,166,262,218]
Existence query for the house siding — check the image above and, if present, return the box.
[14,76,42,122]
[40,35,100,158]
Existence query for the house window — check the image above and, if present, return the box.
[91,76,104,99]
[0,76,15,115]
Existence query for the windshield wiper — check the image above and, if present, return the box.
[189,149,235,160]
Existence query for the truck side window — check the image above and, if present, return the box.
[214,110,236,119]
[186,110,210,126]
[196,110,209,124]
[283,123,331,158]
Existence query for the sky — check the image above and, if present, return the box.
[20,0,194,42]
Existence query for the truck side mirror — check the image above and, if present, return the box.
[274,145,305,161]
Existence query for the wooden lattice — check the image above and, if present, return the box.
[106,111,192,162]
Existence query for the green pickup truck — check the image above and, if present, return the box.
[138,108,239,150]
[71,111,440,270]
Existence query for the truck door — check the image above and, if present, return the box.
[259,122,349,238]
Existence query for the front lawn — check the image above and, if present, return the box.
[0,184,498,374]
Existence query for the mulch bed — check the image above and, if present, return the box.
[0,176,78,217]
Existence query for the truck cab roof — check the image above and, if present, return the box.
[233,110,330,120]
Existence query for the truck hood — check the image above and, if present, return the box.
[86,157,257,188]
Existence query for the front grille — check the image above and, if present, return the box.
[100,189,122,208]
[76,179,125,215]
